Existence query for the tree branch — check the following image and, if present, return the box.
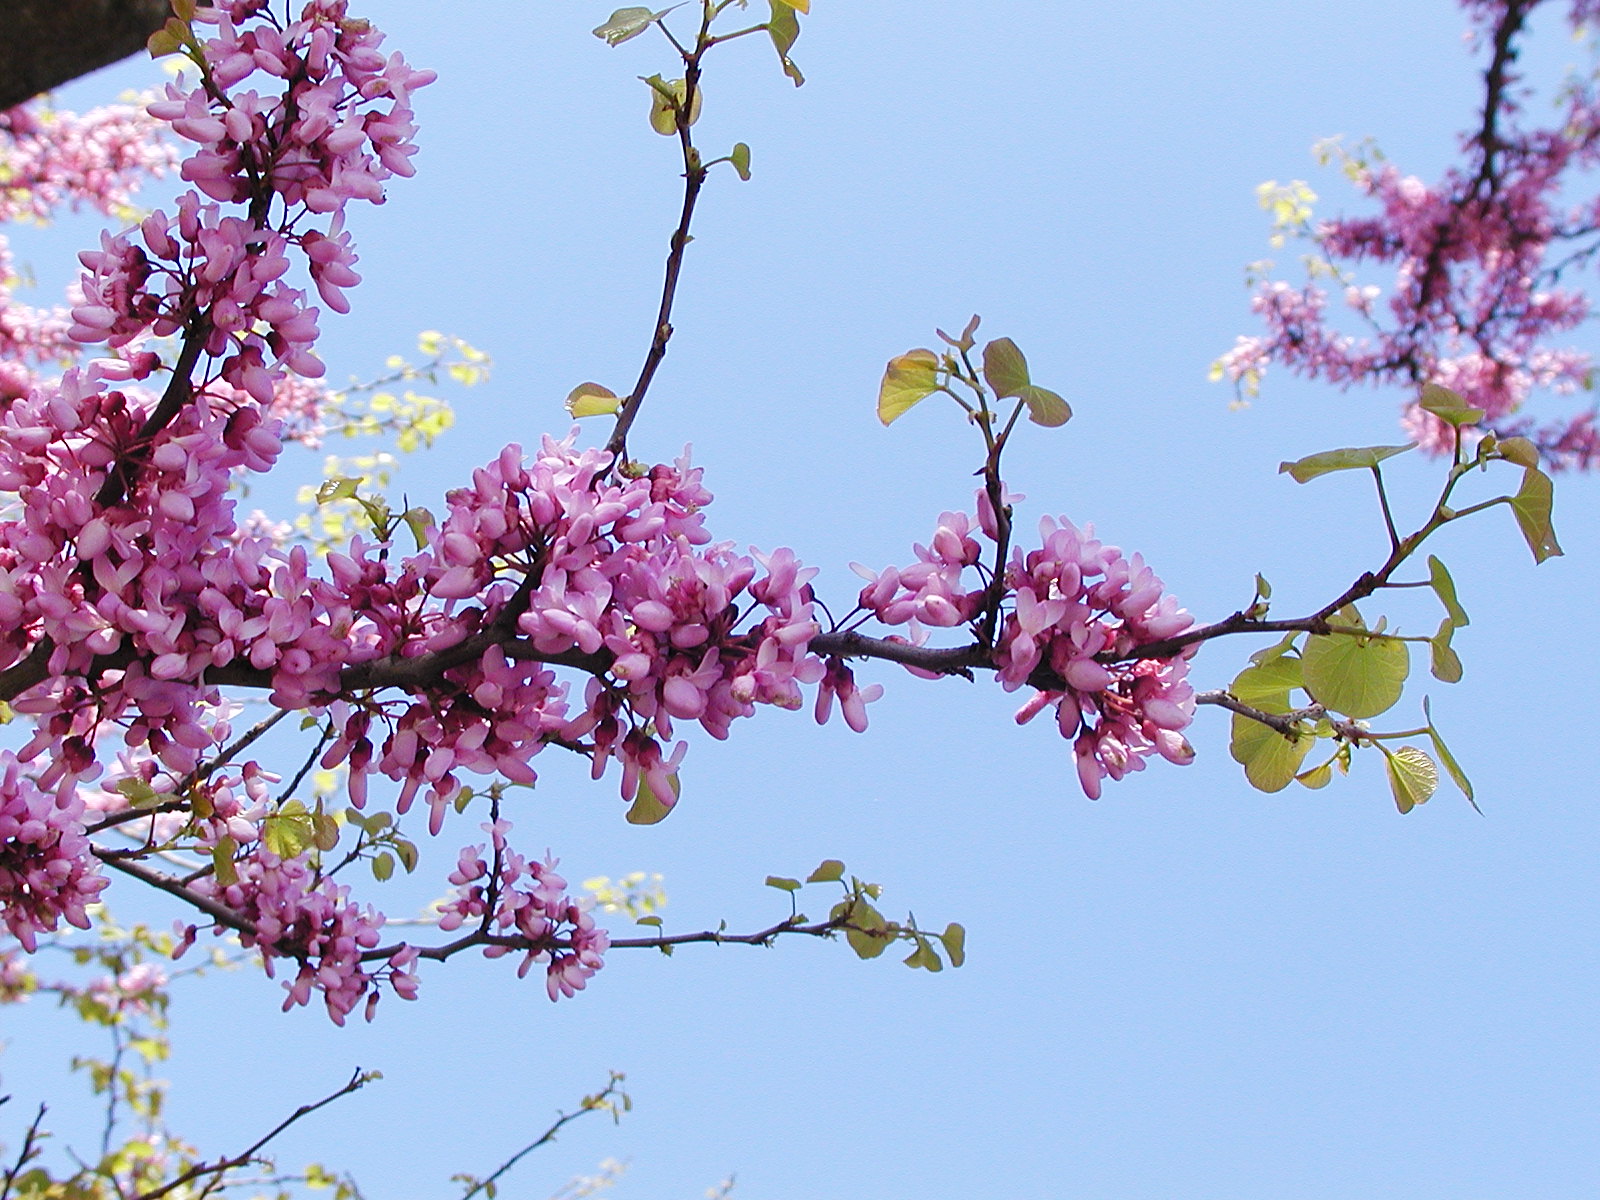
[0,0,170,111]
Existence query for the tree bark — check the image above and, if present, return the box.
[1,0,170,111]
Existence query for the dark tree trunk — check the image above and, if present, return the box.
[1,0,170,111]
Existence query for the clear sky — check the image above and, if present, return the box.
[5,3,1598,1198]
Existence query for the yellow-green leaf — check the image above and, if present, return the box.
[729,141,751,181]
[980,337,1031,398]
[566,382,620,418]
[1427,555,1469,626]
[773,0,809,11]
[1383,745,1438,814]
[1418,383,1484,427]
[1278,443,1414,483]
[806,859,845,884]
[1510,466,1562,563]
[1497,436,1540,467]
[1301,629,1409,718]
[1429,618,1462,683]
[1229,712,1314,792]
[877,349,940,425]
[940,922,966,968]
[593,7,657,45]
[625,769,679,825]
[643,75,701,135]
[1018,384,1072,428]
[1230,656,1302,708]
[1295,761,1334,789]
[765,875,801,892]
[835,899,891,960]
[1423,697,1478,811]
[212,837,239,887]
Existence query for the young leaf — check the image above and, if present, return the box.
[765,876,802,892]
[1295,761,1334,789]
[877,349,940,425]
[212,837,239,887]
[372,851,395,882]
[1254,573,1272,600]
[766,1,804,85]
[940,922,966,968]
[643,75,701,135]
[625,769,680,825]
[1429,618,1463,683]
[1509,466,1563,563]
[1418,383,1484,427]
[1278,443,1414,483]
[566,382,620,418]
[1496,436,1540,467]
[1382,745,1439,814]
[936,314,981,353]
[835,899,891,959]
[593,7,658,45]
[1230,655,1302,707]
[1017,384,1072,428]
[1301,629,1409,718]
[1422,697,1478,811]
[729,141,751,181]
[806,859,846,884]
[904,939,943,972]
[1229,713,1314,792]
[980,337,1031,398]
[773,0,809,11]
[1427,555,1469,626]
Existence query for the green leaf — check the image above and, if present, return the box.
[1418,383,1484,427]
[115,778,161,808]
[1254,573,1272,600]
[402,506,435,550]
[1278,443,1414,483]
[311,812,341,853]
[642,74,701,135]
[565,381,620,418]
[904,938,943,972]
[394,839,419,873]
[1295,761,1334,789]
[1423,697,1478,811]
[806,859,845,884]
[766,1,804,84]
[625,768,680,824]
[1497,436,1540,467]
[147,22,183,57]
[1230,712,1314,792]
[372,851,395,882]
[877,349,940,425]
[765,875,801,892]
[1248,632,1300,666]
[834,899,892,959]
[1427,555,1469,626]
[1429,618,1462,683]
[773,0,809,11]
[729,141,751,181]
[212,837,239,887]
[940,922,966,968]
[1509,466,1563,563]
[1382,745,1439,814]
[635,915,663,928]
[1017,384,1072,428]
[980,337,1031,397]
[264,800,317,859]
[593,7,658,45]
[1301,628,1409,718]
[317,476,361,504]
[1229,656,1302,708]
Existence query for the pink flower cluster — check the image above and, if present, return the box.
[187,843,418,1025]
[1225,0,1600,468]
[438,819,608,1001]
[856,492,1195,797]
[320,437,826,829]
[0,751,107,951]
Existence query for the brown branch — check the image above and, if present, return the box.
[460,1074,627,1200]
[93,851,260,941]
[603,11,714,465]
[135,1070,373,1200]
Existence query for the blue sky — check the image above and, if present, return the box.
[4,3,1598,1198]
